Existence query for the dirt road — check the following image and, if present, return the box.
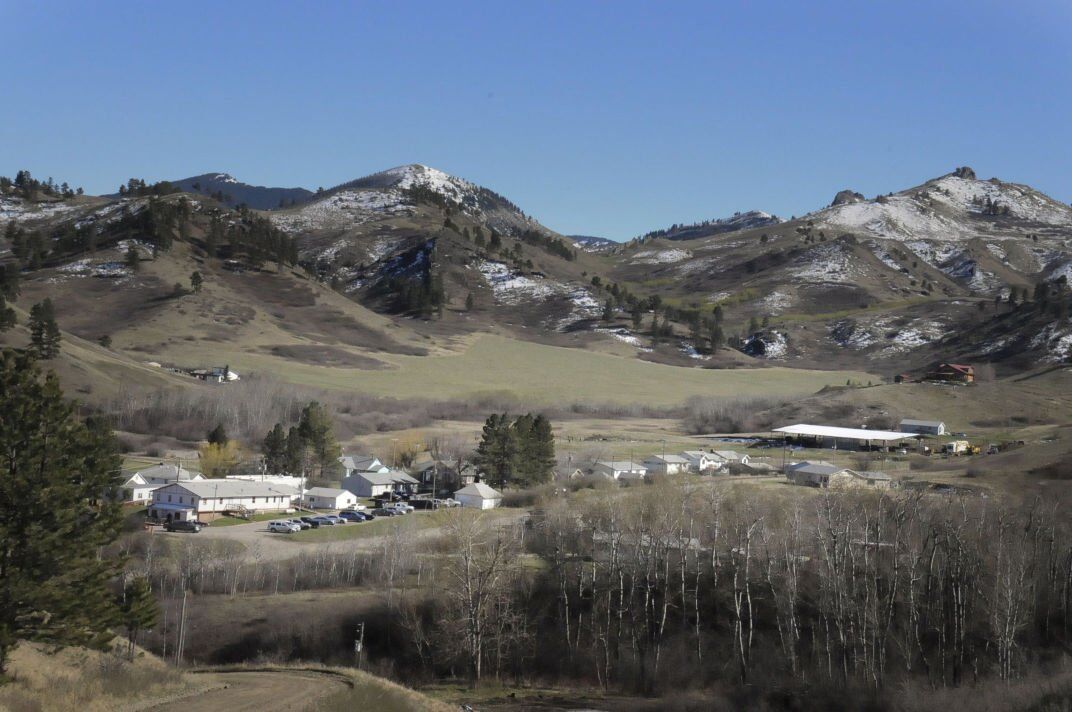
[146,670,350,711]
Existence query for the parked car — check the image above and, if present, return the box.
[164,520,201,533]
[288,518,312,530]
[437,498,461,508]
[343,503,368,511]
[411,499,438,510]
[268,520,301,533]
[311,516,336,526]
[299,516,321,528]
[358,511,376,520]
[373,508,398,517]
[393,502,415,513]
[338,510,364,522]
[324,515,347,525]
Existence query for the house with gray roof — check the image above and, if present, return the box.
[339,454,390,476]
[592,461,647,481]
[642,454,690,476]
[341,469,419,498]
[147,479,297,522]
[899,419,946,436]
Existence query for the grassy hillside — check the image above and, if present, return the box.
[159,332,879,405]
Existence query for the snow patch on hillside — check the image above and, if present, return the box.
[761,291,793,312]
[55,258,131,279]
[631,248,692,264]
[270,190,412,231]
[0,195,77,222]
[1030,324,1072,362]
[794,243,857,282]
[478,260,600,330]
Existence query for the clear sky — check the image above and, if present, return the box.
[1,1,1069,240]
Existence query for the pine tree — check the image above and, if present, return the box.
[0,350,124,673]
[465,292,475,311]
[473,413,517,489]
[602,299,614,322]
[0,296,14,332]
[525,414,556,486]
[297,401,340,478]
[190,271,203,293]
[262,423,288,474]
[28,299,61,359]
[284,425,306,476]
[207,423,228,446]
[631,305,643,330]
[125,244,140,272]
[117,576,158,660]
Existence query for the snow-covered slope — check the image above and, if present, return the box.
[272,164,547,237]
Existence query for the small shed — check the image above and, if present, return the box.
[455,482,503,510]
[899,419,946,436]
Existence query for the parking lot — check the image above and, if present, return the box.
[152,505,520,562]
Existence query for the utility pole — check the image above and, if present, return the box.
[354,622,365,669]
[176,586,188,666]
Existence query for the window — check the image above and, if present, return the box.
[167,495,172,502]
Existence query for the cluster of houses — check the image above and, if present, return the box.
[587,449,752,483]
[134,452,503,524]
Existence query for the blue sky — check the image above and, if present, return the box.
[1,1,1069,240]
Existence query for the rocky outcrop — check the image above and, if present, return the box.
[830,189,865,207]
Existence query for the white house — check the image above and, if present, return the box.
[227,473,306,489]
[116,463,205,502]
[190,366,240,383]
[147,480,297,522]
[454,482,503,509]
[339,454,390,477]
[592,461,648,480]
[342,470,419,498]
[117,473,157,503]
[710,450,750,467]
[899,419,946,436]
[303,487,360,510]
[135,463,205,486]
[642,454,690,476]
[680,451,720,473]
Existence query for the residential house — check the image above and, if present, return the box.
[710,450,750,467]
[454,482,503,509]
[339,454,390,477]
[147,480,297,522]
[592,461,647,481]
[136,463,205,486]
[925,363,974,384]
[303,487,360,510]
[787,463,848,487]
[831,470,893,490]
[189,365,240,383]
[116,473,157,503]
[642,454,690,476]
[342,470,419,498]
[899,419,946,436]
[411,459,477,494]
[787,464,892,490]
[227,473,306,489]
[117,463,204,502]
[681,450,720,473]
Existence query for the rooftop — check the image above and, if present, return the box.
[773,424,914,442]
[455,482,502,498]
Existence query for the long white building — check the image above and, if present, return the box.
[147,480,298,522]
